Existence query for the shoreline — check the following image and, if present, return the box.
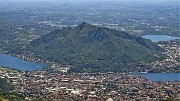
[0,52,70,72]
[0,52,179,73]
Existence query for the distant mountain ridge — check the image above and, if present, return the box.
[29,22,164,72]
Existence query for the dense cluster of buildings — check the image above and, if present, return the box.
[0,68,179,101]
[0,39,179,100]
[148,39,180,72]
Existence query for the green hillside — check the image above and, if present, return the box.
[0,78,25,101]
[29,22,165,72]
[0,78,13,92]
[0,97,9,101]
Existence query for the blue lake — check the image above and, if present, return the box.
[0,54,47,71]
[0,54,179,81]
[136,73,180,81]
[142,35,180,42]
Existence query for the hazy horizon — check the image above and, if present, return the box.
[1,0,179,3]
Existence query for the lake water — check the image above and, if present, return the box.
[0,54,179,81]
[139,35,180,81]
[135,73,180,81]
[142,35,180,42]
[0,54,47,71]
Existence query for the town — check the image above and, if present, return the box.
[0,67,179,101]
[0,0,179,101]
[147,39,180,73]
[0,39,180,101]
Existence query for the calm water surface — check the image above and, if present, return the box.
[0,54,179,81]
[136,73,180,81]
[142,35,180,42]
[0,54,47,71]
[140,35,179,81]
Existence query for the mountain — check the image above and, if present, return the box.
[29,22,164,72]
